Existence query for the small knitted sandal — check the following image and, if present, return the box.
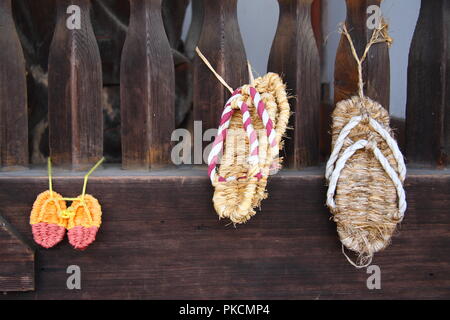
[30,190,67,248]
[30,157,104,250]
[209,73,290,224]
[67,194,102,250]
[326,25,407,267]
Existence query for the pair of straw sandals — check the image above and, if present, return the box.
[208,72,406,267]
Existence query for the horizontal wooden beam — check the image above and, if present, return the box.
[0,168,449,298]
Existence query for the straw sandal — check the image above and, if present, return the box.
[326,96,406,266]
[325,24,407,267]
[209,73,290,224]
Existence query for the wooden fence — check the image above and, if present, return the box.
[0,0,449,299]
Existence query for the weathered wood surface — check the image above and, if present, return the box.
[48,0,103,170]
[406,0,450,168]
[121,0,175,170]
[0,213,34,292]
[268,0,321,168]
[0,168,449,299]
[334,0,390,109]
[193,0,248,138]
[0,0,28,169]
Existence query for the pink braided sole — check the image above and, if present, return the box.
[68,226,99,251]
[31,223,65,248]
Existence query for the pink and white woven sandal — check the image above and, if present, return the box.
[208,73,290,224]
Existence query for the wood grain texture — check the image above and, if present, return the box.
[334,0,390,110]
[0,213,34,292]
[193,0,248,138]
[0,168,449,299]
[121,0,175,170]
[268,0,321,168]
[48,0,103,170]
[0,0,28,169]
[406,0,450,168]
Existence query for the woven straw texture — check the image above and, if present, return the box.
[331,96,401,263]
[213,73,290,224]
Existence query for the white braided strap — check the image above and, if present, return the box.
[326,139,407,221]
[325,116,363,180]
[325,116,406,182]
[369,118,406,182]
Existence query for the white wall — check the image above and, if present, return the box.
[182,0,421,118]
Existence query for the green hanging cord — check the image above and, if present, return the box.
[48,157,53,197]
[81,157,105,200]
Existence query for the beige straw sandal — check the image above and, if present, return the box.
[325,25,407,267]
[196,48,290,224]
[210,73,290,224]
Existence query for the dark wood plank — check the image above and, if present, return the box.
[334,0,390,110]
[193,0,248,138]
[268,0,321,168]
[121,0,175,170]
[48,0,103,170]
[0,0,28,170]
[0,213,34,292]
[406,0,450,168]
[0,168,449,299]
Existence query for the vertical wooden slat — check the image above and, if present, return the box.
[48,0,103,170]
[406,0,450,168]
[0,0,28,170]
[121,0,175,170]
[193,0,248,139]
[334,0,390,110]
[268,0,321,168]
